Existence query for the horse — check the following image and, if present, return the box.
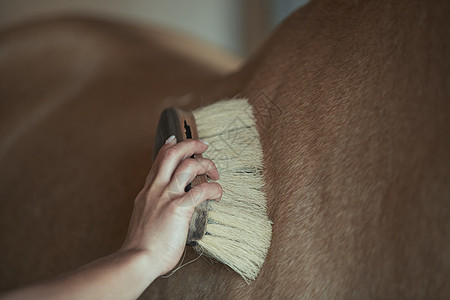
[1,0,449,298]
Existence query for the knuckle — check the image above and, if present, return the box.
[181,158,197,171]
[184,139,197,147]
[197,158,213,173]
[203,158,214,169]
[191,184,205,199]
[162,147,178,160]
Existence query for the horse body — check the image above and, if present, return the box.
[1,1,449,298]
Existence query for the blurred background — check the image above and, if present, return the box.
[0,0,309,58]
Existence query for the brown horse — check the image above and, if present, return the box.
[1,0,449,298]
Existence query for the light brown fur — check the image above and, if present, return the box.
[1,0,449,298]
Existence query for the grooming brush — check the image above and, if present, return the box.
[153,99,272,281]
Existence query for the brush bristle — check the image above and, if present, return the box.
[192,98,272,282]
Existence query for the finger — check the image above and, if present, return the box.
[145,135,178,184]
[155,139,209,185]
[166,158,219,195]
[174,182,222,208]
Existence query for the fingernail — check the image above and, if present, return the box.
[165,135,176,144]
[199,139,209,145]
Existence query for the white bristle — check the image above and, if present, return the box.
[192,99,272,282]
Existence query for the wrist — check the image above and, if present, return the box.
[116,248,165,283]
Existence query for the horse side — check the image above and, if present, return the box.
[1,0,449,298]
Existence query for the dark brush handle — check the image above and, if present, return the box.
[153,107,208,245]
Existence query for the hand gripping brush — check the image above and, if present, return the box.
[153,99,272,282]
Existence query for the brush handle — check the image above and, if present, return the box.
[153,107,209,245]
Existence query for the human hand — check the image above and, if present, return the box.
[120,136,222,277]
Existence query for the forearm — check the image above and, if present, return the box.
[2,250,161,300]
